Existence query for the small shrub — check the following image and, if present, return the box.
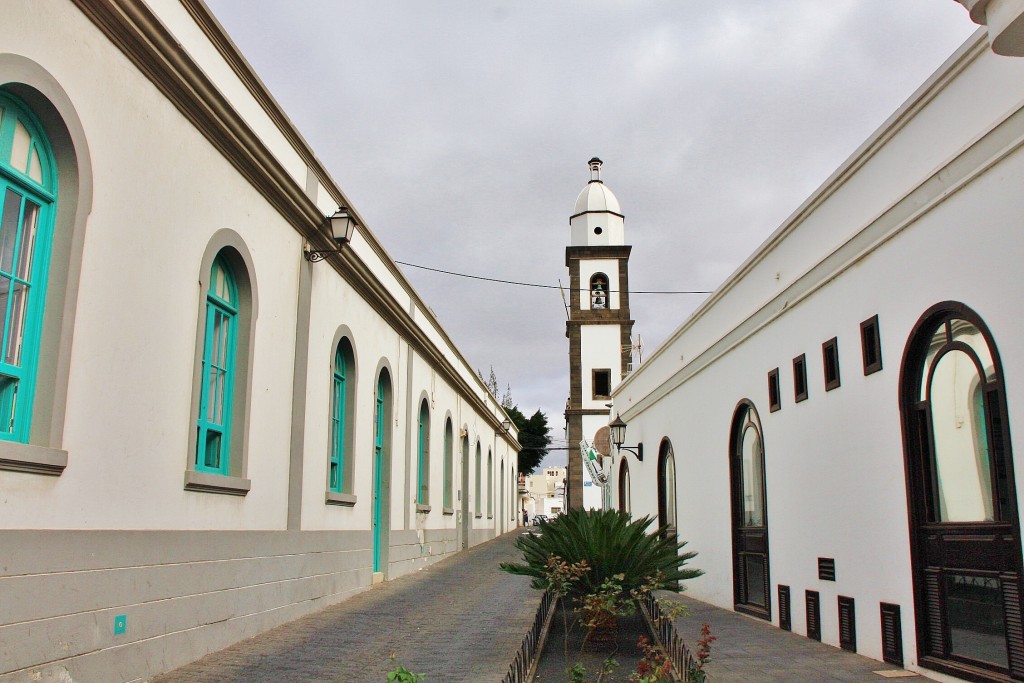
[386,653,424,682]
[499,508,702,597]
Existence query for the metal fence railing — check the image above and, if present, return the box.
[637,590,704,682]
[501,589,558,683]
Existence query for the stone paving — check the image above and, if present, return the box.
[150,530,538,683]
[149,532,933,683]
[666,594,923,682]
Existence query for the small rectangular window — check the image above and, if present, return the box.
[880,603,903,666]
[818,557,836,581]
[860,315,882,375]
[793,354,808,403]
[593,369,611,399]
[806,590,821,641]
[822,337,840,391]
[838,596,857,652]
[768,368,781,412]
[779,585,792,631]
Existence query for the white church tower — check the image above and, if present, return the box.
[565,158,634,510]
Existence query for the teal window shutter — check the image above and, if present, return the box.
[417,400,429,505]
[196,255,238,474]
[329,343,347,492]
[443,419,453,509]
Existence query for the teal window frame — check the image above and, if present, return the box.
[329,343,348,493]
[417,399,430,505]
[475,442,482,515]
[0,93,57,442]
[195,255,238,475]
[487,449,493,517]
[443,418,453,509]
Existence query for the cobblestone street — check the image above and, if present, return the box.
[151,531,537,683]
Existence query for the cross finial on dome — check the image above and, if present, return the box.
[589,157,603,183]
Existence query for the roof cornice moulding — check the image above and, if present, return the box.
[68,0,518,444]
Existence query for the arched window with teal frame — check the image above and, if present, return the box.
[196,255,238,474]
[0,92,57,441]
[417,399,430,506]
[475,441,482,515]
[329,339,355,493]
[487,448,493,517]
[443,418,453,509]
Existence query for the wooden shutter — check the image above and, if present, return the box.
[806,590,821,641]
[923,569,945,657]
[778,585,791,631]
[838,596,856,652]
[818,557,836,581]
[1003,575,1024,677]
[880,603,903,666]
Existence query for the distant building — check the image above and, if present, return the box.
[522,466,567,518]
[612,28,1024,683]
[0,1,519,680]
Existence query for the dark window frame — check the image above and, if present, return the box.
[822,337,841,391]
[592,368,612,400]
[860,315,883,375]
[768,368,781,412]
[793,354,808,403]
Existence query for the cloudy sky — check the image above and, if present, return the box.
[205,1,975,464]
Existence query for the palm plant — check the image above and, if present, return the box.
[500,508,702,596]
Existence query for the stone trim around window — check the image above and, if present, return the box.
[326,491,357,506]
[184,469,251,496]
[0,441,68,475]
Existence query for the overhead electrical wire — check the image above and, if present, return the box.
[395,260,712,294]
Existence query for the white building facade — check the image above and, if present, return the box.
[612,29,1024,683]
[522,466,567,519]
[0,1,520,681]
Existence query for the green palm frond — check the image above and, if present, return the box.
[500,508,702,595]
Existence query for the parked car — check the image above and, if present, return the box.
[532,514,548,526]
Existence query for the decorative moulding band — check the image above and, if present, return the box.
[67,0,520,449]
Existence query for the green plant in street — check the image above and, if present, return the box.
[628,636,672,682]
[386,653,425,682]
[502,509,704,683]
[500,508,703,597]
[687,622,716,683]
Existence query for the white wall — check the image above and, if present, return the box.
[612,30,1024,673]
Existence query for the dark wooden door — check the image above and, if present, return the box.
[901,306,1024,681]
[730,401,771,620]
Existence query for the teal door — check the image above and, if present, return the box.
[372,375,386,572]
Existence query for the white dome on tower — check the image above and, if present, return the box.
[569,158,625,247]
[574,178,621,215]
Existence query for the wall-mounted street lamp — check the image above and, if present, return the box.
[609,415,643,461]
[501,418,513,432]
[304,206,358,262]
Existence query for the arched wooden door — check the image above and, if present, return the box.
[900,303,1024,681]
[729,401,770,620]
[657,439,678,536]
[618,459,631,513]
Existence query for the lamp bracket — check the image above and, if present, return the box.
[304,246,345,262]
[617,444,643,461]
